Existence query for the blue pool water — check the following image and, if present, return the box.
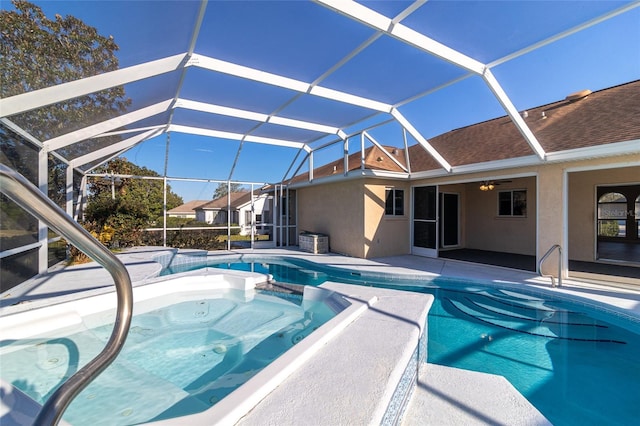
[1,288,335,425]
[187,257,640,425]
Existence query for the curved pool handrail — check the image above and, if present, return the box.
[0,164,134,425]
[538,244,562,288]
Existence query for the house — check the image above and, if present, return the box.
[289,80,640,279]
[195,191,271,236]
[234,191,272,236]
[166,200,209,219]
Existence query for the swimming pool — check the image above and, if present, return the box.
[0,272,355,425]
[173,255,640,426]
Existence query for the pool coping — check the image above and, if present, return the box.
[234,281,435,426]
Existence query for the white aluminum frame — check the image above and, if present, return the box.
[1,0,637,280]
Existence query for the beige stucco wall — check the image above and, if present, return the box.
[412,174,537,255]
[568,164,640,262]
[295,153,639,264]
[296,178,411,258]
[363,181,410,258]
[464,177,537,255]
[297,179,365,257]
[536,164,564,274]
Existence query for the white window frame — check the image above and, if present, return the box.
[497,189,527,217]
[385,187,405,216]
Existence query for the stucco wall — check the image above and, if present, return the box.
[296,179,411,258]
[536,164,564,274]
[464,177,537,255]
[568,165,640,262]
[363,181,410,258]
[295,153,638,262]
[297,179,365,257]
[412,172,539,255]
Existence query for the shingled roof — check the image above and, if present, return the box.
[195,190,265,210]
[294,80,640,181]
[167,200,210,215]
[409,79,640,171]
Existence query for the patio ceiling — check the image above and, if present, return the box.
[1,0,638,185]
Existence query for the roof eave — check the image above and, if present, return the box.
[408,155,542,180]
[545,139,640,163]
[288,169,410,189]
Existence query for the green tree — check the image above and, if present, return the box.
[599,220,620,237]
[83,158,183,248]
[1,0,131,205]
[213,182,244,199]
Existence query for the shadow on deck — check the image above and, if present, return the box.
[439,248,640,280]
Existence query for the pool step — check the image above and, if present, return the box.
[445,292,626,344]
[402,364,551,425]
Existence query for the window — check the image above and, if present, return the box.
[385,188,404,216]
[597,192,627,237]
[498,190,526,217]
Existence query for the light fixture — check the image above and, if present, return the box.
[479,181,495,191]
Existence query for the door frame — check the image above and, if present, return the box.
[411,184,439,257]
[594,183,640,262]
[440,191,460,248]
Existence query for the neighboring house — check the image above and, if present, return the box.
[195,191,271,236]
[196,192,248,225]
[166,200,209,219]
[234,191,272,236]
[289,80,640,278]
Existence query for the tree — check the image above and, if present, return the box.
[83,158,183,248]
[1,0,131,205]
[213,182,244,199]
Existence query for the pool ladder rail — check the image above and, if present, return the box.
[538,244,563,288]
[0,164,134,426]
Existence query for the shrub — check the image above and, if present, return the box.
[599,220,620,237]
[142,229,225,250]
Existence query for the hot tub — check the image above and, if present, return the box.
[0,271,366,425]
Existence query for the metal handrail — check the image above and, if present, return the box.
[0,164,133,425]
[538,244,563,287]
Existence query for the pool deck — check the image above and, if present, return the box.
[2,247,640,425]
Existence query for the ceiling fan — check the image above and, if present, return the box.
[479,180,512,191]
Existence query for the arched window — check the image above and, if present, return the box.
[597,192,627,237]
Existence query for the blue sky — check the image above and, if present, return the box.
[9,1,640,202]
